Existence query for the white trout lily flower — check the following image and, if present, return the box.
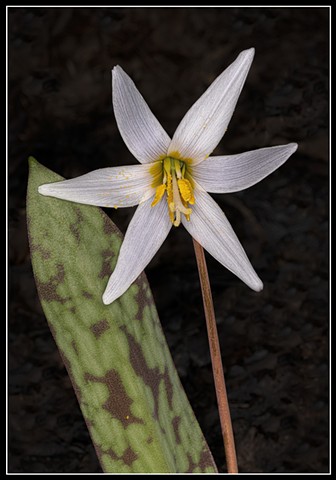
[39,48,297,305]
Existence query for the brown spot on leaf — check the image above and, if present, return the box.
[69,208,84,244]
[36,264,69,304]
[82,290,93,299]
[30,243,51,260]
[186,453,198,473]
[133,275,156,323]
[199,447,217,471]
[85,370,143,427]
[69,306,76,314]
[102,213,115,236]
[186,447,217,473]
[146,436,153,444]
[162,367,174,410]
[86,418,94,429]
[120,326,174,420]
[106,446,138,467]
[172,416,181,444]
[90,319,110,339]
[120,446,138,466]
[98,249,114,279]
[71,340,79,355]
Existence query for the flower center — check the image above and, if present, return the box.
[151,157,195,227]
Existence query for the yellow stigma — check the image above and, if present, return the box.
[151,156,195,226]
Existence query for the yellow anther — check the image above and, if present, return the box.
[177,178,195,204]
[151,184,166,207]
[166,172,173,203]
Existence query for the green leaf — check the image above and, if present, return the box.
[26,158,217,473]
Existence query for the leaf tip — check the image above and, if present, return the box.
[28,156,39,168]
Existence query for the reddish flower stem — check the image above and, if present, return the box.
[192,238,238,474]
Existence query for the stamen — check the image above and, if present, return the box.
[181,198,191,222]
[172,176,192,215]
[178,178,195,204]
[173,209,181,227]
[168,209,175,223]
[175,160,182,179]
[166,172,173,206]
[151,184,166,207]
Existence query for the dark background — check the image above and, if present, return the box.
[8,7,329,473]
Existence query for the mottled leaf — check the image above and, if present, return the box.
[27,158,217,473]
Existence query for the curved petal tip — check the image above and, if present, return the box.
[102,291,112,305]
[238,48,255,63]
[112,65,122,75]
[252,278,264,292]
[243,47,255,57]
[38,184,49,195]
[289,142,298,153]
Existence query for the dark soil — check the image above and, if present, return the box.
[8,7,329,473]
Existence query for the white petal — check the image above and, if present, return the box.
[182,189,263,292]
[38,163,159,208]
[113,66,171,164]
[192,143,298,193]
[103,197,172,304]
[168,48,255,164]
